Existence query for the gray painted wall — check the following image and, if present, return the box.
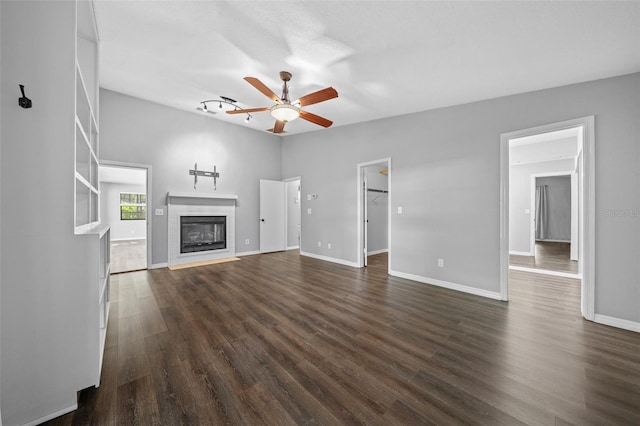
[282,73,640,323]
[509,158,574,253]
[285,180,301,248]
[101,182,147,240]
[536,175,571,241]
[366,166,388,253]
[99,90,282,264]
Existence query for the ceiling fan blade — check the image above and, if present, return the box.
[226,107,270,115]
[244,77,282,104]
[299,110,333,128]
[272,120,286,134]
[295,87,338,107]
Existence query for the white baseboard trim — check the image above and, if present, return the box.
[536,239,570,243]
[149,262,168,269]
[594,314,640,333]
[509,265,581,279]
[367,248,388,256]
[509,250,533,257]
[300,251,359,268]
[112,236,147,242]
[25,403,78,426]
[236,250,260,257]
[389,269,502,301]
[287,245,300,250]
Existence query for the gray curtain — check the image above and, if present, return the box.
[535,185,548,240]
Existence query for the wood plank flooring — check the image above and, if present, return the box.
[45,251,639,425]
[510,241,578,273]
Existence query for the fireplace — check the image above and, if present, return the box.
[180,216,226,253]
[167,192,237,268]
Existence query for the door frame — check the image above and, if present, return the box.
[500,116,595,320]
[283,176,302,251]
[100,160,153,270]
[357,157,391,269]
[529,171,574,258]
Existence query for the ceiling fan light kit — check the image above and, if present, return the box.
[216,71,338,134]
[270,103,300,122]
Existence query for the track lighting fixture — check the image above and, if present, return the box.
[199,96,254,125]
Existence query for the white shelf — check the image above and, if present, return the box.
[168,192,238,201]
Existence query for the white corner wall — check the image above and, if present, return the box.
[282,72,640,325]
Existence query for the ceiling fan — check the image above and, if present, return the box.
[227,71,338,134]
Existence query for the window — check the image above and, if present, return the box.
[120,193,146,220]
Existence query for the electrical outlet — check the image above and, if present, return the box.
[327,242,332,249]
[397,206,403,214]
[307,194,312,201]
[245,239,250,245]
[318,241,322,248]
[307,208,312,215]
[155,208,164,216]
[438,259,444,268]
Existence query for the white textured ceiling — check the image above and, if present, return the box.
[93,1,640,136]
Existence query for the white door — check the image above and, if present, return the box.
[260,179,286,253]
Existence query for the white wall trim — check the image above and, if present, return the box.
[236,250,260,257]
[509,250,533,257]
[367,248,388,256]
[149,262,168,269]
[300,251,359,268]
[389,270,502,301]
[509,265,582,279]
[24,404,78,426]
[287,245,300,250]
[594,315,640,333]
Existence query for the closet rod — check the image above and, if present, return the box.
[367,188,388,193]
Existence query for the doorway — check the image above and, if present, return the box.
[500,117,595,320]
[357,158,391,269]
[284,177,301,251]
[99,162,151,273]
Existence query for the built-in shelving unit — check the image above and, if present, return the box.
[73,0,111,386]
[75,0,100,233]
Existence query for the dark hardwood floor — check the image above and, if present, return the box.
[46,252,639,425]
[510,241,579,274]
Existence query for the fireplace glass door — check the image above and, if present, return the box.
[180,216,226,253]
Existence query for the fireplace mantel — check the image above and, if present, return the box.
[168,192,238,202]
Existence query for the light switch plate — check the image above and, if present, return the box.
[397,206,403,214]
[155,208,164,216]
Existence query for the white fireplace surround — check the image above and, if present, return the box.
[167,192,237,267]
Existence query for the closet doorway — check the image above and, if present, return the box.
[357,158,391,269]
